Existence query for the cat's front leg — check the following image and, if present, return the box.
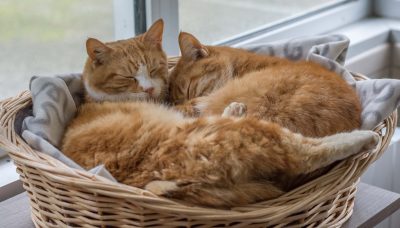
[174,98,204,117]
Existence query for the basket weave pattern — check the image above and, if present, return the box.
[0,71,397,227]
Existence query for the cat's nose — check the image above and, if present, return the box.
[144,87,155,96]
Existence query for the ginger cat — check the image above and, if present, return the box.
[169,32,362,138]
[62,20,377,208]
[83,20,168,102]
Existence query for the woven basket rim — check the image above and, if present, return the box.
[0,70,397,226]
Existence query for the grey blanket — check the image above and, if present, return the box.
[20,34,400,181]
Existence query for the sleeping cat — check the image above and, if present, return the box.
[62,20,378,208]
[169,32,362,138]
[83,20,168,102]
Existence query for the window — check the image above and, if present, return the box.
[145,0,366,54]
[178,0,346,44]
[0,0,115,187]
[0,0,367,100]
[374,0,400,19]
[0,0,114,100]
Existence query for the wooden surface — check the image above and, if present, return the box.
[0,180,24,202]
[0,192,34,228]
[0,183,399,228]
[343,183,400,228]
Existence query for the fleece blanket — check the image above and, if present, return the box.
[19,34,400,181]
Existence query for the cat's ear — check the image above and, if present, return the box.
[179,32,209,60]
[86,38,111,64]
[143,19,164,45]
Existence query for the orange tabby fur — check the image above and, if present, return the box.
[62,101,378,208]
[169,32,362,137]
[61,21,376,208]
[83,19,168,102]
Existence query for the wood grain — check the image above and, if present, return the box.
[0,192,34,228]
[343,182,400,228]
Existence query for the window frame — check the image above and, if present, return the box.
[341,19,400,75]
[142,0,372,54]
[112,0,400,54]
[374,0,400,19]
[145,0,179,55]
[113,0,135,40]
[216,0,370,46]
[0,150,5,158]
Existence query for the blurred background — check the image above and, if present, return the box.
[0,0,334,99]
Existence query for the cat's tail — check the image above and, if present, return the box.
[144,118,379,208]
[284,129,379,175]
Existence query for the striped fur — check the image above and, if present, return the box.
[83,19,168,103]
[169,32,362,138]
[61,24,373,208]
[62,101,378,208]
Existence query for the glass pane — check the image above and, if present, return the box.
[179,0,344,44]
[0,0,114,99]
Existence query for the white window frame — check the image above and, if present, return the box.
[113,0,135,40]
[114,0,400,56]
[114,0,376,55]
[374,0,400,19]
[137,0,400,70]
[216,0,370,46]
[0,148,5,158]
[145,0,179,55]
[142,0,373,54]
[342,19,400,75]
[113,0,180,55]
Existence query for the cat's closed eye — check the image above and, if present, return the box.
[114,74,137,81]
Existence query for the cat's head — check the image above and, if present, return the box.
[168,32,232,104]
[83,19,168,102]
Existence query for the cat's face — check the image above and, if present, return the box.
[83,19,168,102]
[169,32,228,104]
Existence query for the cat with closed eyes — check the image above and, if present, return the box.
[61,20,378,208]
[169,32,361,138]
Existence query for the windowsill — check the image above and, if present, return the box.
[0,156,19,187]
[0,156,24,202]
[332,17,400,59]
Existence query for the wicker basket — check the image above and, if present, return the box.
[0,69,397,227]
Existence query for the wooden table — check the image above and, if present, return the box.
[1,183,399,228]
[0,192,34,228]
[342,183,400,228]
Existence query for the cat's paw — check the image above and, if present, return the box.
[321,130,380,157]
[341,130,380,154]
[145,180,178,195]
[222,102,247,118]
[355,130,380,151]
